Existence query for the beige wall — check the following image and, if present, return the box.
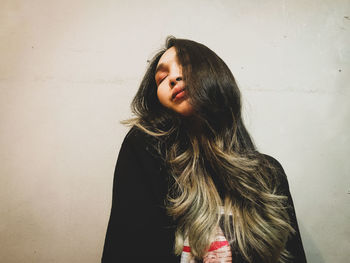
[1,0,349,262]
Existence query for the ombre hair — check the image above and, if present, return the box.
[124,37,295,263]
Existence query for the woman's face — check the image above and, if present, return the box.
[155,47,193,116]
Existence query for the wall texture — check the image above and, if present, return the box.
[1,0,349,262]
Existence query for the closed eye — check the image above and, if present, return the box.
[157,75,167,86]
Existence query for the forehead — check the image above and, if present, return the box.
[157,46,178,66]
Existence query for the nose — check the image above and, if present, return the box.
[170,76,183,87]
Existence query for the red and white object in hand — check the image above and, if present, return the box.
[180,226,232,263]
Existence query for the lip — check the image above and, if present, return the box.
[172,86,186,100]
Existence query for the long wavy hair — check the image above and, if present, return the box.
[124,37,295,263]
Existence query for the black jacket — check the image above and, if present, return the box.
[102,127,307,263]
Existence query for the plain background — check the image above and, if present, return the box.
[1,0,349,262]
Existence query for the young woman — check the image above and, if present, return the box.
[101,37,307,263]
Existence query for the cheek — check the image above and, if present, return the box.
[157,85,169,107]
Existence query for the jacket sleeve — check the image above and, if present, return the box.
[101,128,178,263]
[264,155,308,263]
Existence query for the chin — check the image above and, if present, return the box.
[180,110,193,116]
[174,101,193,116]
[175,108,193,116]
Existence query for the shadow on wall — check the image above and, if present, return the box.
[299,221,325,263]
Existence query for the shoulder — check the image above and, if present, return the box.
[122,126,157,150]
[260,154,285,172]
[123,126,152,145]
[120,126,164,161]
[259,153,290,193]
